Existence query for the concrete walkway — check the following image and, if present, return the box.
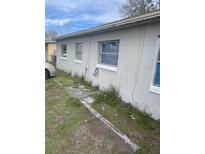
[65,84,140,152]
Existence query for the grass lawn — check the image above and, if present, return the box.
[92,88,160,154]
[46,70,133,154]
[46,69,160,154]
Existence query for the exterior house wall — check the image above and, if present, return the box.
[46,43,56,62]
[56,22,160,119]
[45,44,48,61]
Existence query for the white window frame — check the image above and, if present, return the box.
[75,42,83,61]
[96,64,117,72]
[61,44,67,58]
[98,40,119,68]
[150,37,160,94]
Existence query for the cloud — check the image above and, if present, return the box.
[45,0,126,23]
[45,0,127,34]
[73,12,120,23]
[46,0,125,14]
[46,18,70,26]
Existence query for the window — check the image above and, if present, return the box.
[99,40,119,66]
[150,37,160,94]
[154,51,160,87]
[75,43,83,60]
[61,44,67,57]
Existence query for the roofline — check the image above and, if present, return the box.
[45,40,56,43]
[56,10,160,40]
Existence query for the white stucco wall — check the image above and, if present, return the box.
[56,22,160,119]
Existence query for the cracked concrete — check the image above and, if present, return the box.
[66,86,96,101]
[65,84,140,152]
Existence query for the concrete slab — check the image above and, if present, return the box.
[66,86,95,100]
[81,100,140,152]
[83,97,95,104]
[62,84,140,152]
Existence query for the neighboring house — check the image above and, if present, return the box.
[56,11,160,119]
[45,40,56,62]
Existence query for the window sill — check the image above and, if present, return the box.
[74,60,82,64]
[60,57,67,60]
[96,64,117,72]
[149,85,160,94]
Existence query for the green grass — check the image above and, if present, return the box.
[92,87,160,154]
[46,69,160,153]
[94,86,121,106]
[47,69,160,154]
[46,70,134,154]
[54,69,99,91]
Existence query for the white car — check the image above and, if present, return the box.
[45,62,56,79]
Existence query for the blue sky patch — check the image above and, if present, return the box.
[45,0,125,35]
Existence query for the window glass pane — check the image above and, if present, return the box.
[101,54,118,66]
[76,43,82,60]
[157,49,160,61]
[76,43,82,52]
[76,52,82,60]
[101,41,119,53]
[61,44,66,50]
[154,63,160,86]
[61,44,67,57]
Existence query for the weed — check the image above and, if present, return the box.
[46,71,133,154]
[92,85,99,91]
[65,97,81,107]
[67,72,72,76]
[92,86,160,154]
[80,75,92,87]
[94,86,121,106]
[55,68,100,91]
[122,104,159,134]
[80,75,85,83]
[73,73,79,79]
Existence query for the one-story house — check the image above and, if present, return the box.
[56,11,160,119]
[45,40,56,62]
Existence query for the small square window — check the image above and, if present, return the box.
[99,40,119,66]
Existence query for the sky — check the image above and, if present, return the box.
[45,0,125,35]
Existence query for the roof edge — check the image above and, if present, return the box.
[56,10,160,40]
[45,40,56,43]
